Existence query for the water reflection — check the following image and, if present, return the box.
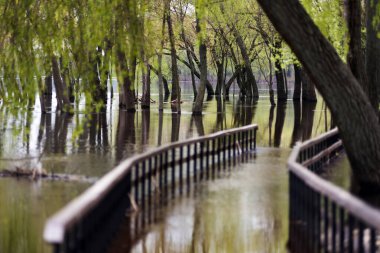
[0,94,332,253]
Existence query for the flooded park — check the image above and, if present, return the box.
[1,0,380,252]
[0,81,340,252]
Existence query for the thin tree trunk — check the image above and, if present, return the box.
[257,0,380,191]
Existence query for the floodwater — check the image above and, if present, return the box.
[0,88,333,253]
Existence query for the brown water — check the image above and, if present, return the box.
[0,91,333,253]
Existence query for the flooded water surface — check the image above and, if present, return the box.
[0,91,334,253]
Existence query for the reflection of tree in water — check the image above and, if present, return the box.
[213,97,226,132]
[274,102,286,147]
[188,114,205,138]
[171,113,181,142]
[232,98,257,127]
[116,111,136,162]
[268,105,275,146]
[290,101,317,147]
[141,109,150,152]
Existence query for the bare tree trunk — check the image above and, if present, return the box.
[257,0,380,191]
[366,0,380,112]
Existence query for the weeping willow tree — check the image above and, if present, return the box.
[0,0,150,113]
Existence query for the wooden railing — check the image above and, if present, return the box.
[44,124,258,253]
[288,128,380,253]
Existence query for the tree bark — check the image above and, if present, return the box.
[366,0,380,112]
[257,0,380,191]
[293,64,301,100]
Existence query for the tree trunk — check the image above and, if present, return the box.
[345,0,368,94]
[166,4,181,112]
[215,59,224,96]
[301,71,317,102]
[257,0,380,191]
[187,51,198,99]
[366,0,380,112]
[38,76,46,113]
[52,57,71,111]
[192,11,207,115]
[234,31,259,99]
[141,62,151,109]
[274,40,287,102]
[293,64,301,100]
[116,49,136,112]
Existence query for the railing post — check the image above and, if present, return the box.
[179,146,183,194]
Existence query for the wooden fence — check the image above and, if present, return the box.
[44,124,258,253]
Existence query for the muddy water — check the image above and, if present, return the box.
[0,92,332,253]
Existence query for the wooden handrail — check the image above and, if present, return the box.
[288,129,380,230]
[44,124,258,243]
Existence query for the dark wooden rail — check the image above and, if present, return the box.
[44,124,258,253]
[288,128,380,253]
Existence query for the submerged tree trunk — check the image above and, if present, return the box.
[366,0,380,112]
[257,0,380,191]
[293,64,301,100]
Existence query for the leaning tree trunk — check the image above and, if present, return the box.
[293,64,301,100]
[257,0,380,191]
[366,0,380,112]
